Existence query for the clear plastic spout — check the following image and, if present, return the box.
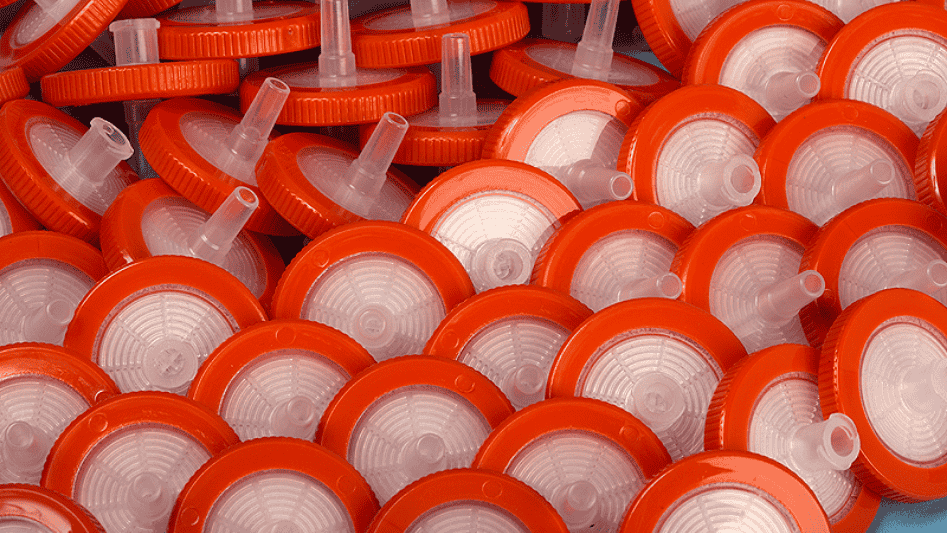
[411,0,450,28]
[214,77,289,185]
[831,159,894,211]
[557,480,600,530]
[698,154,761,208]
[630,372,686,431]
[337,112,409,217]
[541,3,585,43]
[127,472,173,525]
[403,433,447,478]
[187,186,259,265]
[21,299,74,344]
[889,259,947,294]
[790,413,860,472]
[618,272,683,301]
[562,159,633,205]
[110,18,160,66]
[756,270,825,325]
[763,71,820,114]
[571,0,620,81]
[318,0,358,88]
[901,359,947,412]
[891,71,947,125]
[470,238,532,291]
[270,396,318,438]
[52,117,133,190]
[215,0,254,23]
[438,33,477,127]
[2,421,51,476]
[506,363,545,408]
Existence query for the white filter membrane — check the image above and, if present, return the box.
[0,376,89,485]
[506,429,647,533]
[718,26,826,121]
[708,235,809,353]
[164,3,307,23]
[861,318,947,465]
[361,0,495,31]
[220,349,350,441]
[95,287,239,395]
[578,331,723,461]
[0,258,94,346]
[275,64,404,88]
[74,425,212,533]
[347,385,492,505]
[407,501,529,533]
[179,112,258,186]
[749,375,861,522]
[0,201,12,237]
[206,470,355,533]
[431,191,560,293]
[525,42,662,86]
[141,197,267,298]
[669,0,744,41]
[784,126,914,226]
[845,31,947,136]
[838,226,947,309]
[654,116,760,227]
[815,0,896,24]
[0,519,54,533]
[300,253,446,362]
[295,146,414,222]
[458,316,570,410]
[656,485,800,533]
[570,230,678,312]
[12,0,84,49]
[407,101,508,128]
[28,118,133,216]
[523,110,628,210]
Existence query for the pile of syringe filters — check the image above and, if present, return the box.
[2,0,947,529]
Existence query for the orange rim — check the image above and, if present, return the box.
[138,97,297,236]
[630,0,692,76]
[239,64,436,126]
[757,99,917,210]
[0,230,108,282]
[0,343,120,406]
[349,1,529,68]
[317,355,515,458]
[798,198,947,347]
[820,289,947,501]
[0,66,29,103]
[0,179,40,234]
[531,201,694,294]
[40,60,241,106]
[671,205,818,311]
[170,437,379,532]
[0,100,138,244]
[271,220,474,320]
[424,285,592,358]
[917,108,947,217]
[0,485,105,532]
[619,450,830,532]
[188,318,375,411]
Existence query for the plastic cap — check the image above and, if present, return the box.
[318,0,357,87]
[213,77,289,185]
[439,33,477,127]
[571,0,619,81]
[410,0,450,28]
[186,186,259,265]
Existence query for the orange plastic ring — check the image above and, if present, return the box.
[917,108,947,217]
[0,230,108,284]
[0,66,29,103]
[0,342,120,406]
[0,484,105,532]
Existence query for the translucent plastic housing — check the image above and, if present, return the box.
[570,230,680,312]
[347,386,492,504]
[860,319,947,464]
[506,429,647,533]
[656,485,798,533]
[359,0,492,32]
[95,286,238,394]
[561,159,633,207]
[523,110,628,209]
[0,517,55,532]
[457,316,570,410]
[318,0,357,87]
[526,42,663,87]
[15,0,84,48]
[0,376,89,485]
[577,331,723,461]
[215,0,254,22]
[187,187,258,265]
[206,471,355,533]
[430,191,560,293]
[219,349,350,440]
[407,501,529,533]
[110,18,160,67]
[668,0,738,41]
[411,0,450,30]
[0,259,94,346]
[570,0,620,81]
[818,0,894,23]
[439,33,477,127]
[655,118,761,226]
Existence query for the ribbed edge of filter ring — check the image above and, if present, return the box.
[255,150,346,239]
[157,15,321,59]
[703,351,757,451]
[0,68,28,103]
[488,49,551,97]
[270,79,436,125]
[629,0,686,77]
[98,208,133,270]
[915,110,947,215]
[395,130,486,166]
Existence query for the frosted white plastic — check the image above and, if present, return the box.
[844,32,947,135]
[216,0,254,22]
[141,196,267,298]
[784,127,914,226]
[347,386,491,504]
[656,486,798,533]
[439,33,477,127]
[718,27,825,121]
[206,471,355,533]
[523,110,628,209]
[360,0,493,32]
[407,502,529,533]
[861,319,947,464]
[457,316,570,410]
[506,429,648,533]
[300,253,446,361]
[0,518,54,533]
[220,349,350,440]
[837,226,947,309]
[0,376,88,484]
[526,42,662,87]
[15,0,83,48]
[570,230,680,312]
[95,287,237,394]
[562,159,633,206]
[74,426,212,533]
[578,331,722,461]
[570,0,620,81]
[411,0,450,28]
[749,376,861,522]
[818,0,895,23]
[668,0,742,41]
[29,118,134,215]
[429,191,559,293]
[318,0,358,87]
[0,259,94,346]
[541,4,585,43]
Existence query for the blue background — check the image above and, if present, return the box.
[867,497,947,532]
